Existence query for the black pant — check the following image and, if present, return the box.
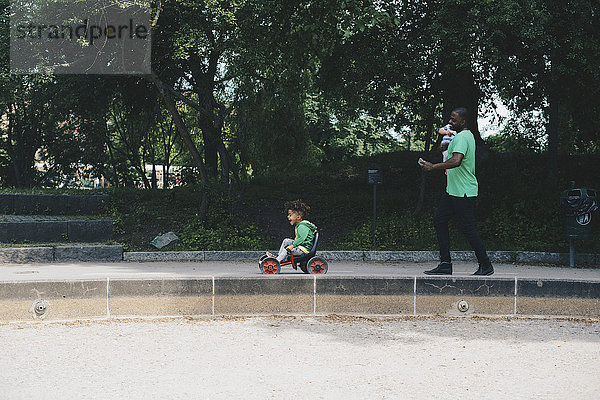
[433,192,490,265]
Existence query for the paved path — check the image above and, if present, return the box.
[1,260,599,282]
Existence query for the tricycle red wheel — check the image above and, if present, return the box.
[259,258,280,274]
[307,257,328,274]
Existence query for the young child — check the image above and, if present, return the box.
[267,200,317,262]
[439,124,456,162]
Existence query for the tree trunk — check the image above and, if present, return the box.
[150,73,208,219]
[217,140,243,199]
[150,73,208,183]
[199,119,219,180]
[151,163,157,189]
[104,119,120,187]
[413,104,435,218]
[5,115,22,187]
[441,67,482,144]
[163,164,169,189]
[546,57,559,187]
[423,102,435,156]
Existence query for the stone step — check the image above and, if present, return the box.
[0,244,123,263]
[0,193,108,215]
[0,215,114,243]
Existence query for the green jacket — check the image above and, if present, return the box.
[293,220,317,253]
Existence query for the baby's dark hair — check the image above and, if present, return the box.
[284,199,310,218]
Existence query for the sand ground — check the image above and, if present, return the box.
[1,315,599,399]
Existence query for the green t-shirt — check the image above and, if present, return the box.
[446,129,478,197]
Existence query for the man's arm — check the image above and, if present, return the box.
[421,152,464,172]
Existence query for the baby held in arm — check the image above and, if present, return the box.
[439,124,456,162]
[417,124,457,174]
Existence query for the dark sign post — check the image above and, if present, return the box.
[367,169,382,249]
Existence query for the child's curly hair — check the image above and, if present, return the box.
[284,199,310,218]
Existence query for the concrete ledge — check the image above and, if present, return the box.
[488,251,518,263]
[1,277,599,320]
[0,244,124,263]
[0,280,107,301]
[215,277,313,295]
[318,277,414,295]
[0,193,108,215]
[364,251,438,262]
[0,221,68,242]
[0,247,54,263]
[0,219,113,243]
[317,295,413,315]
[109,279,212,297]
[124,251,204,262]
[517,279,600,299]
[517,251,599,265]
[0,247,597,265]
[55,245,123,262]
[67,219,114,242]
[319,251,364,261]
[121,250,600,266]
[417,277,515,296]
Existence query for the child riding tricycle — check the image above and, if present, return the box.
[258,200,328,274]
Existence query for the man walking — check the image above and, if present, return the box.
[420,107,494,276]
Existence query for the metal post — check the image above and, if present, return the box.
[372,183,377,249]
[367,169,382,250]
[569,238,575,267]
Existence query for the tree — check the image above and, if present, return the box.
[152,0,241,186]
[107,80,160,188]
[478,0,600,181]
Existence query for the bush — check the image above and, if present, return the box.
[101,185,273,251]
[99,152,600,253]
[178,222,271,251]
[338,212,432,251]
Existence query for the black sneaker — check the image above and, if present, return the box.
[424,262,452,275]
[473,263,494,276]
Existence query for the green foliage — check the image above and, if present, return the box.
[0,0,599,192]
[486,111,547,153]
[95,152,600,253]
[102,185,273,251]
[331,152,600,253]
[338,212,438,251]
[479,205,562,252]
[480,0,600,146]
[179,222,269,251]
